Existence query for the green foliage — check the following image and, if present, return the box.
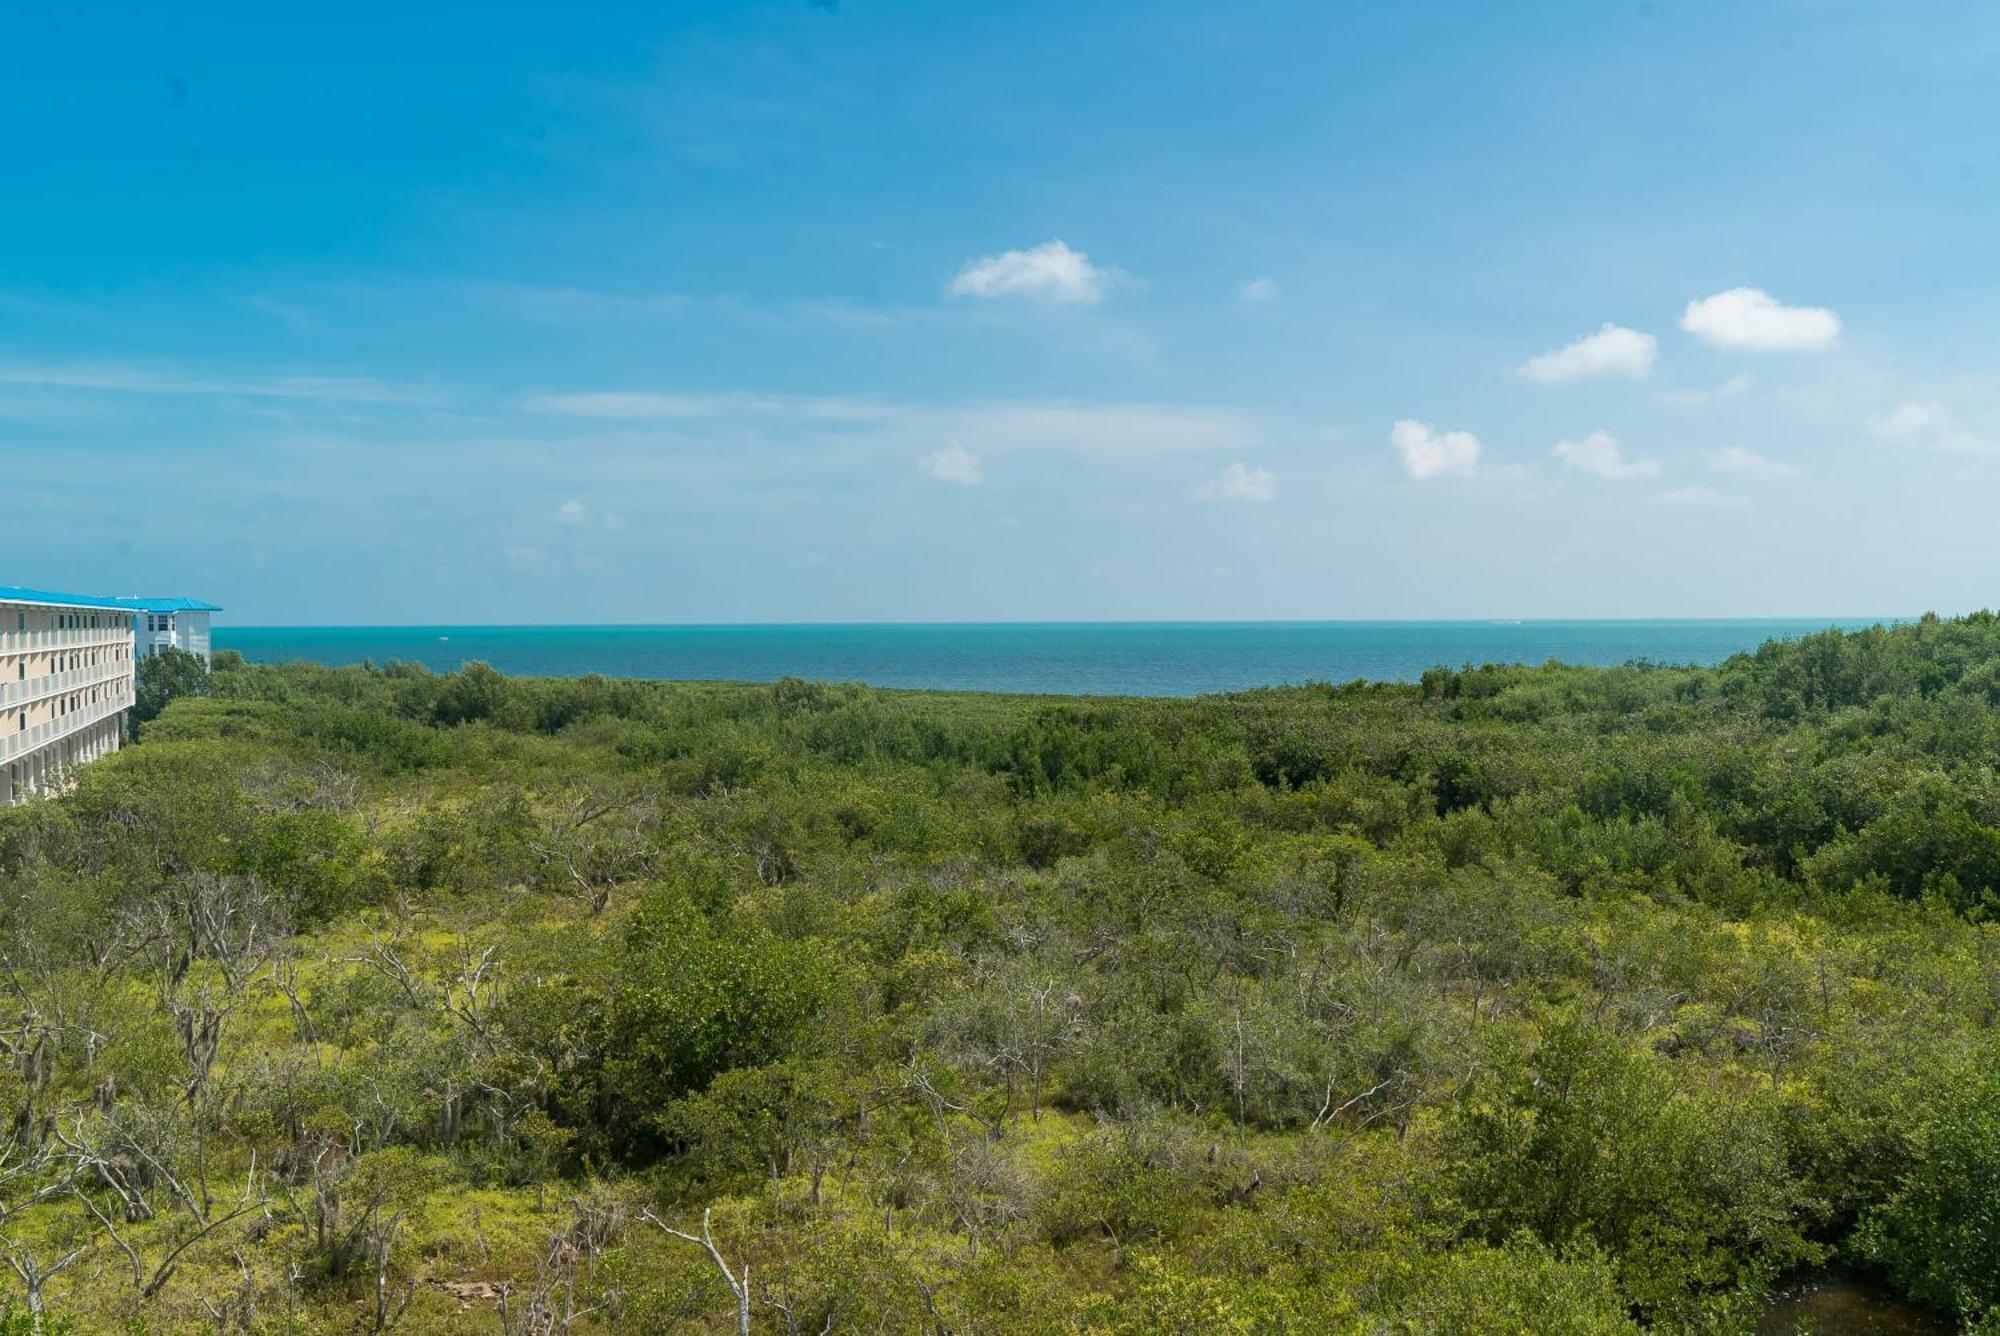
[1037,1119,1210,1248]
[601,892,830,1142]
[657,1058,859,1198]
[1448,1019,1815,1313]
[240,806,388,924]
[498,885,834,1163]
[132,644,211,726]
[1859,1038,2000,1320]
[10,614,2000,1326]
[0,1306,72,1335]
[1393,1235,1639,1335]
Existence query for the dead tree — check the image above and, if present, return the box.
[641,1207,750,1336]
[529,787,660,913]
[496,1194,625,1335]
[0,1132,81,1330]
[0,1231,86,1332]
[56,1113,270,1299]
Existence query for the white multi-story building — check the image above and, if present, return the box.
[127,597,223,665]
[0,585,137,805]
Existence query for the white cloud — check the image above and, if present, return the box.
[918,439,984,485]
[554,499,588,524]
[1656,373,1752,407]
[1518,323,1658,383]
[1196,462,1276,503]
[1868,400,1946,441]
[1656,486,1747,508]
[1864,401,2000,456]
[1680,288,1841,352]
[1238,276,1280,302]
[1391,419,1480,480]
[1708,446,1800,479]
[947,240,1117,305]
[1552,430,1660,480]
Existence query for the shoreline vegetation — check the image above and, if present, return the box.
[206,619,1897,699]
[2,616,1999,1330]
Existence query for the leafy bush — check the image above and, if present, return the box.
[1859,1040,2000,1320]
[1447,1019,1814,1314]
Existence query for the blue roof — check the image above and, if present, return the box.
[0,587,223,613]
[0,583,142,611]
[119,596,223,613]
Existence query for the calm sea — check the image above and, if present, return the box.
[213,620,1890,698]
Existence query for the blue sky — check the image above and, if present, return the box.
[5,1,1999,624]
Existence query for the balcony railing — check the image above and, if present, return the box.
[0,690,128,767]
[0,659,133,710]
[0,628,132,659]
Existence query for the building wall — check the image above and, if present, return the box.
[0,599,134,805]
[182,611,212,661]
[134,610,215,665]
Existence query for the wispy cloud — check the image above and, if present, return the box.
[242,295,327,333]
[468,281,954,334]
[1868,400,1946,441]
[0,361,443,406]
[1708,445,1799,479]
[1656,485,1748,508]
[1391,419,1480,480]
[965,403,1247,457]
[1196,462,1276,503]
[554,499,588,524]
[504,545,551,575]
[1680,288,1840,352]
[524,386,1256,474]
[1238,276,1280,302]
[1656,373,1752,407]
[526,388,1253,460]
[1935,433,2000,457]
[521,390,785,421]
[947,239,1125,305]
[1867,400,2000,456]
[1552,430,1660,480]
[917,440,983,485]
[1518,323,1657,383]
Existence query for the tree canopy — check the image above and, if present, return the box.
[1,615,1998,1329]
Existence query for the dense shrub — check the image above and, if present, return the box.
[8,615,2000,1325]
[1859,1041,2000,1321]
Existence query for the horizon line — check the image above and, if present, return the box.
[212,614,1921,633]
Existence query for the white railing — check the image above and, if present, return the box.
[0,660,132,710]
[0,691,128,767]
[0,628,132,658]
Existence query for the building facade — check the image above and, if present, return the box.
[128,597,223,665]
[0,586,138,805]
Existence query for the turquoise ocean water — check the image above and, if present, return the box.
[214,620,1892,698]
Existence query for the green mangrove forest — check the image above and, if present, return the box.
[3,616,2000,1331]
